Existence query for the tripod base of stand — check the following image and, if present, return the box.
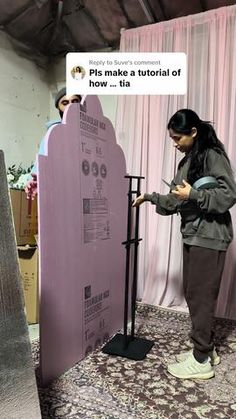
[102,333,154,360]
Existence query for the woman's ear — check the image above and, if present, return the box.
[191,127,198,138]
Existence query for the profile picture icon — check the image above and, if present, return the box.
[71,65,86,80]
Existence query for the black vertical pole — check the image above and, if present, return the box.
[102,174,154,360]
[131,178,141,339]
[123,177,132,345]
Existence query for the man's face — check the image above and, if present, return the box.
[58,94,81,115]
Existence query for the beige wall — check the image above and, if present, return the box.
[0,32,50,169]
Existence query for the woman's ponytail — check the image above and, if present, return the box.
[167,109,229,185]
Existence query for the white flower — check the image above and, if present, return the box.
[7,173,14,182]
[13,173,31,189]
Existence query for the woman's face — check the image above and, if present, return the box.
[169,127,197,153]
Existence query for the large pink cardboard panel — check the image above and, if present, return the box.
[38,96,127,385]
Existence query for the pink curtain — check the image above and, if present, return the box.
[116,5,236,319]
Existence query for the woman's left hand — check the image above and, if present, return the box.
[171,179,191,200]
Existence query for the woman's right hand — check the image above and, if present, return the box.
[132,194,145,207]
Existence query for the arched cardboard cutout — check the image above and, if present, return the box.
[38,96,127,386]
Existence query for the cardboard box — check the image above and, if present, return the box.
[18,245,39,324]
[10,188,38,245]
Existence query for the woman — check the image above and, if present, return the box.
[133,109,236,380]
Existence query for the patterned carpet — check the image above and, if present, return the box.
[32,303,236,419]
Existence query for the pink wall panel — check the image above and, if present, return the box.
[38,96,127,385]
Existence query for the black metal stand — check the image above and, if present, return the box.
[102,175,154,360]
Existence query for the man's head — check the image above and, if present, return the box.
[55,87,82,118]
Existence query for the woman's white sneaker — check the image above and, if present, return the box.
[176,348,220,366]
[167,353,215,380]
